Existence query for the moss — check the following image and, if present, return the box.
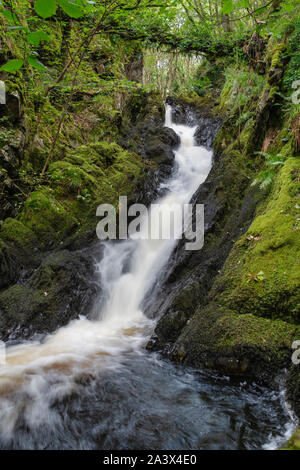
[280,428,300,450]
[175,91,214,109]
[19,187,78,246]
[15,140,146,249]
[0,218,38,248]
[172,303,299,380]
[124,90,165,124]
[269,44,287,70]
[216,311,299,352]
[210,157,300,322]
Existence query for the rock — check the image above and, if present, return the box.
[0,240,21,288]
[120,91,180,205]
[147,97,300,392]
[286,365,300,419]
[0,145,19,176]
[168,304,298,385]
[145,127,179,165]
[0,247,101,341]
[0,91,21,123]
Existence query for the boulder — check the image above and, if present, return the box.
[0,247,101,341]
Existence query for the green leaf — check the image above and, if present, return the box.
[221,0,234,14]
[0,59,23,72]
[34,0,57,19]
[26,56,48,71]
[27,30,51,46]
[57,0,84,18]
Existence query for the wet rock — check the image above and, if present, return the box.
[0,91,21,123]
[0,247,101,341]
[166,304,297,386]
[286,365,300,419]
[120,91,180,205]
[0,144,19,176]
[145,128,178,165]
[166,96,221,149]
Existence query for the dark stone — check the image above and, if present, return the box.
[0,241,20,288]
[0,91,21,123]
[155,303,291,387]
[287,365,300,419]
[0,246,102,342]
[145,128,178,165]
[120,91,180,206]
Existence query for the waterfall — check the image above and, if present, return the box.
[0,104,213,437]
[0,105,292,451]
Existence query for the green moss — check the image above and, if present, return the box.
[216,311,299,352]
[280,428,300,450]
[14,140,146,248]
[0,218,38,248]
[269,44,287,70]
[175,91,214,108]
[211,157,300,323]
[0,285,45,326]
[19,187,77,246]
[172,303,299,377]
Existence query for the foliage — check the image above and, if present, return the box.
[252,151,286,189]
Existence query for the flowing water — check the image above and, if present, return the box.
[0,106,296,450]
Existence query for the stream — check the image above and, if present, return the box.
[0,105,295,450]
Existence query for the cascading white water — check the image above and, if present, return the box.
[0,105,213,437]
[0,105,295,451]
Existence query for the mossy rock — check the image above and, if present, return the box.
[13,139,146,250]
[171,303,299,383]
[19,187,78,247]
[0,249,99,341]
[210,157,300,323]
[0,220,39,289]
[0,218,38,248]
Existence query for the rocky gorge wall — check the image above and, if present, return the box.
[0,87,181,342]
[147,73,300,428]
[0,16,299,446]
